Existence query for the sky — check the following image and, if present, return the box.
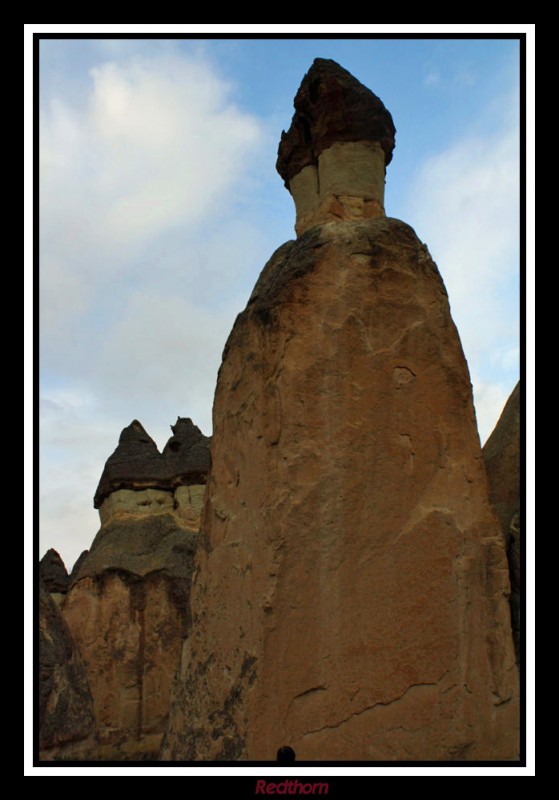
[38,36,522,571]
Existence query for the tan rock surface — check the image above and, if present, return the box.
[161,219,519,761]
[174,484,206,529]
[63,513,198,760]
[39,579,97,760]
[98,488,175,526]
[290,141,386,236]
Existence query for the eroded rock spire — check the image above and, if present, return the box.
[161,61,518,761]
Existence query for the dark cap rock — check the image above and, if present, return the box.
[276,58,396,188]
[162,417,211,487]
[94,418,211,509]
[93,420,166,508]
[39,548,70,593]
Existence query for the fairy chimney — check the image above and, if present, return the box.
[161,60,519,762]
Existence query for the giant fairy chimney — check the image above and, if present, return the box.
[161,60,519,761]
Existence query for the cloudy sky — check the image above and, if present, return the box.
[39,36,521,571]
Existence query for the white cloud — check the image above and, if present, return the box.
[40,51,267,565]
[40,53,262,327]
[499,345,520,371]
[400,106,520,442]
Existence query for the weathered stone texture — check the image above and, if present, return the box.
[276,58,395,184]
[483,381,521,660]
[63,513,198,760]
[39,579,96,760]
[161,219,519,761]
[94,417,210,511]
[277,59,396,236]
[39,548,70,594]
[69,550,89,584]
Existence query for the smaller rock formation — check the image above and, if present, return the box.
[62,416,209,760]
[276,58,396,236]
[483,382,521,661]
[69,550,89,585]
[94,418,210,529]
[39,579,96,760]
[39,549,70,603]
[162,417,211,529]
[93,420,168,525]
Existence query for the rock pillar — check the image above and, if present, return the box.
[161,59,519,762]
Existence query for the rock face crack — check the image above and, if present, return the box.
[293,685,327,701]
[303,677,446,737]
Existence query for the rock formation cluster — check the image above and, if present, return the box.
[39,418,210,760]
[39,59,520,763]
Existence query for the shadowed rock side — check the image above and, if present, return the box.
[483,382,521,661]
[39,579,97,760]
[39,548,70,596]
[162,417,211,484]
[69,550,89,585]
[161,218,519,761]
[63,514,199,761]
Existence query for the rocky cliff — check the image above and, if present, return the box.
[483,382,521,661]
[59,417,208,760]
[161,59,519,762]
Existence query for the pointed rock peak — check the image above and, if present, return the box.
[94,420,164,509]
[94,416,212,508]
[118,420,159,449]
[69,549,90,584]
[39,548,70,593]
[162,416,211,484]
[163,417,208,454]
[276,58,396,188]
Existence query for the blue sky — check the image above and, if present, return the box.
[39,36,521,570]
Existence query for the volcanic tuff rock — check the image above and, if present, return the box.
[63,515,199,760]
[276,58,396,184]
[94,417,210,527]
[161,61,518,762]
[39,548,70,595]
[277,59,396,237]
[483,382,521,661]
[94,417,210,508]
[69,550,89,585]
[39,579,96,760]
[61,416,206,760]
[162,417,211,483]
[93,420,163,509]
